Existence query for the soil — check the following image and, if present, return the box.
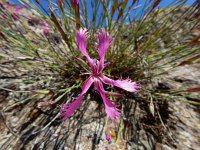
[0,61,199,150]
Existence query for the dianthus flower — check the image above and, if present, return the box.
[41,21,49,36]
[3,4,23,21]
[61,28,140,121]
[73,0,79,6]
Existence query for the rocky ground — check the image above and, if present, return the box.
[154,65,200,150]
[0,60,199,150]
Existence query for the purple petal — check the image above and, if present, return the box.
[104,62,111,68]
[81,76,94,94]
[100,75,114,85]
[76,28,89,57]
[106,134,111,142]
[97,29,112,59]
[61,94,84,120]
[43,21,49,27]
[61,76,94,120]
[101,75,140,93]
[76,28,93,66]
[100,91,121,121]
[95,80,121,121]
[114,79,141,92]
[41,21,49,36]
[97,29,112,71]
[15,6,23,12]
[73,0,79,6]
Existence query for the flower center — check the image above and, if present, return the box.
[91,60,102,77]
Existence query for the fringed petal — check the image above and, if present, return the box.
[61,76,94,120]
[97,29,112,71]
[76,28,93,66]
[97,29,112,59]
[76,28,89,56]
[101,75,140,93]
[95,80,121,121]
[100,92,121,121]
[114,79,141,92]
[61,94,84,120]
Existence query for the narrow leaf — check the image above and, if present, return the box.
[178,54,200,66]
[186,86,200,92]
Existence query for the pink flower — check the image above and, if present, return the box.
[3,4,23,21]
[41,21,50,36]
[73,0,79,6]
[57,0,64,5]
[61,28,140,121]
[15,6,23,12]
[106,133,111,142]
